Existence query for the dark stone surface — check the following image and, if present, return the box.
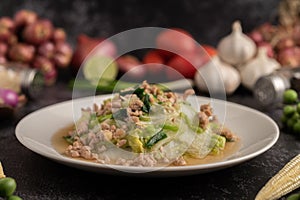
[1,0,300,199]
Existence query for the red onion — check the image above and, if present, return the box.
[0,27,10,41]
[0,56,6,64]
[14,9,37,27]
[248,30,264,44]
[7,34,18,45]
[38,42,55,59]
[257,23,277,42]
[33,56,57,86]
[0,18,13,41]
[0,88,19,107]
[54,42,73,68]
[22,19,54,45]
[52,28,66,43]
[276,46,300,67]
[257,42,274,58]
[292,24,300,45]
[0,42,8,56]
[44,68,57,86]
[275,37,295,51]
[0,17,15,32]
[8,43,35,63]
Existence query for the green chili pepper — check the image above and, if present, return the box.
[8,195,23,200]
[0,177,16,197]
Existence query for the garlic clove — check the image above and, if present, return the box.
[217,20,257,66]
[194,56,219,93]
[221,62,241,95]
[194,56,241,95]
[240,47,280,90]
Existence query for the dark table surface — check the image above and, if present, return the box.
[1,79,300,200]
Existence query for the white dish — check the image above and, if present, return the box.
[15,95,279,177]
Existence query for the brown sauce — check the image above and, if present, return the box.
[184,140,241,165]
[52,125,241,166]
[51,124,74,154]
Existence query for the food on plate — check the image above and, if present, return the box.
[60,81,238,167]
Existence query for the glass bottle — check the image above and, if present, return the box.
[0,63,44,99]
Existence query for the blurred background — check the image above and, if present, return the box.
[2,0,299,112]
[0,0,280,47]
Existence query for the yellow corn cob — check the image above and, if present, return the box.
[0,162,5,178]
[255,154,300,200]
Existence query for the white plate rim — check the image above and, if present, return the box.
[15,95,280,175]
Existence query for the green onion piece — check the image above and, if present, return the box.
[63,136,74,144]
[98,114,113,123]
[142,94,151,113]
[163,124,179,132]
[132,87,151,113]
[139,115,151,121]
[133,87,145,99]
[145,130,167,148]
[180,112,203,133]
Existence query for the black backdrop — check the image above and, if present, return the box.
[0,0,281,47]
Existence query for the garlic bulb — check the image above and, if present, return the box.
[217,20,256,66]
[240,47,280,90]
[194,56,241,95]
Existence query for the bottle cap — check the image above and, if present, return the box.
[253,73,290,106]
